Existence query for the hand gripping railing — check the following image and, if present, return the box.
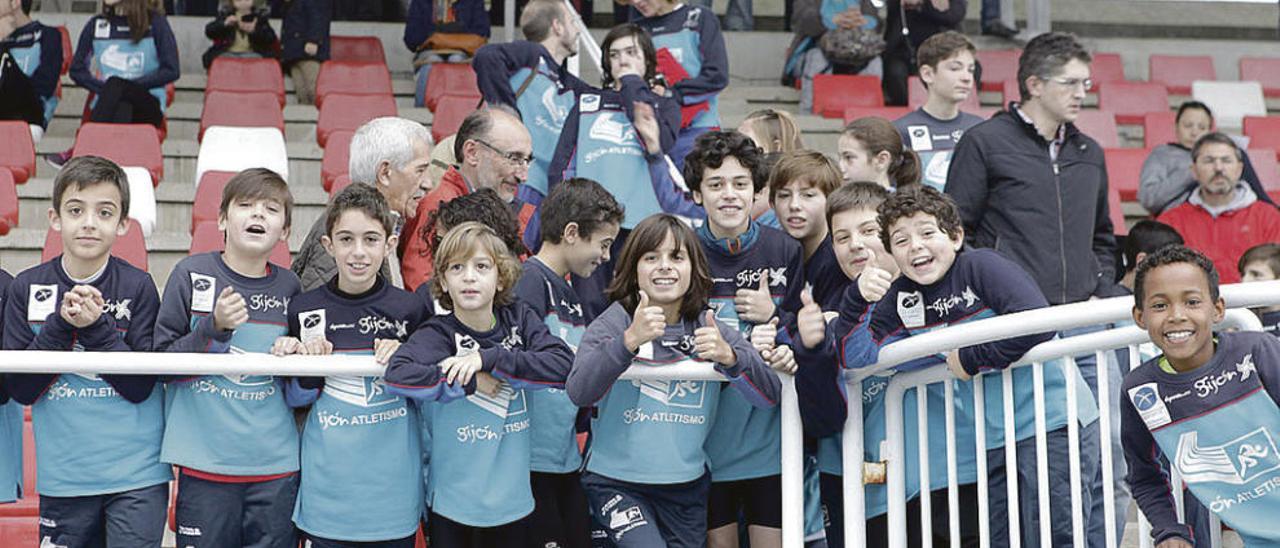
[0,351,806,547]
[841,280,1280,548]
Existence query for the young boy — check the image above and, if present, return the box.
[1123,245,1280,547]
[2,156,170,546]
[272,184,430,547]
[153,168,302,548]
[815,185,1099,547]
[892,31,983,192]
[1121,220,1186,293]
[513,177,623,548]
[685,130,802,547]
[1239,243,1280,335]
[770,150,847,311]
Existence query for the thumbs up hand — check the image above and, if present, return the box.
[750,317,779,352]
[735,271,776,324]
[694,310,736,365]
[797,289,827,349]
[858,249,895,303]
[623,290,667,352]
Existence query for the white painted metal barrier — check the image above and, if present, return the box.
[0,352,806,548]
[841,281,1280,548]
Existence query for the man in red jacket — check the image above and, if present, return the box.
[1158,132,1280,284]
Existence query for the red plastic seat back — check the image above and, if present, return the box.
[1072,110,1120,148]
[200,91,285,141]
[432,94,481,143]
[329,174,354,200]
[812,74,883,118]
[1149,54,1215,95]
[315,62,393,108]
[0,170,16,236]
[191,221,292,268]
[1248,149,1280,191]
[57,26,71,74]
[424,63,480,112]
[1142,111,1178,149]
[42,218,149,272]
[208,57,287,106]
[0,121,36,183]
[1089,53,1125,90]
[330,36,387,64]
[1097,81,1169,125]
[843,106,912,124]
[1240,57,1280,97]
[193,171,237,234]
[1104,147,1150,202]
[322,131,355,192]
[316,93,398,148]
[908,75,982,112]
[72,123,164,185]
[1244,116,1280,155]
[975,49,1020,92]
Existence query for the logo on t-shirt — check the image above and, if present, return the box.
[300,309,326,341]
[588,112,637,147]
[28,284,58,322]
[907,125,933,151]
[190,273,217,313]
[103,298,132,322]
[637,379,706,409]
[897,291,925,328]
[1128,382,1172,429]
[1175,428,1280,486]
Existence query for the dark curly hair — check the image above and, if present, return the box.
[1133,245,1220,311]
[875,185,963,251]
[419,188,527,260]
[682,130,767,194]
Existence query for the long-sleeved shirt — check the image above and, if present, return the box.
[793,237,853,440]
[201,7,278,68]
[1121,331,1280,546]
[567,301,779,485]
[385,304,573,527]
[403,0,489,53]
[0,20,63,127]
[1,257,171,497]
[634,4,728,129]
[69,12,180,111]
[279,0,331,63]
[884,0,966,54]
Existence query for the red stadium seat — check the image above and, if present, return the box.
[975,49,1020,92]
[1089,53,1125,90]
[1097,81,1169,125]
[812,74,882,118]
[57,26,71,74]
[208,57,287,106]
[322,131,355,192]
[330,36,387,64]
[1108,187,1128,236]
[72,123,164,185]
[42,218,148,272]
[317,94,398,148]
[423,63,480,113]
[1142,111,1177,149]
[1244,116,1280,155]
[1248,149,1280,191]
[1149,54,1215,95]
[200,91,285,141]
[314,62,393,108]
[909,76,982,112]
[1104,147,1150,202]
[1073,110,1120,148]
[431,94,480,143]
[843,106,912,124]
[191,221,292,268]
[0,121,36,183]
[192,171,237,234]
[329,174,354,199]
[1240,57,1280,98]
[0,171,16,236]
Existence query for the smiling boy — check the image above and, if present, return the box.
[1123,245,1280,547]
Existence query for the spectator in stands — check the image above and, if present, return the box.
[782,0,883,113]
[50,0,179,168]
[880,0,965,106]
[473,0,590,247]
[1240,243,1280,335]
[632,0,728,169]
[201,0,279,69]
[279,0,330,105]
[893,31,982,191]
[837,116,921,189]
[294,117,434,292]
[980,0,1016,38]
[404,0,488,108]
[0,0,63,143]
[1119,220,1184,294]
[401,106,534,291]
[739,108,804,228]
[1157,132,1280,285]
[1138,101,1274,215]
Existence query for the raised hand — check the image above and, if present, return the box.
[624,291,666,352]
[373,339,402,365]
[441,353,483,386]
[858,249,894,303]
[213,286,248,332]
[735,271,776,324]
[797,289,826,349]
[633,101,662,155]
[750,317,779,353]
[61,285,105,328]
[694,311,736,365]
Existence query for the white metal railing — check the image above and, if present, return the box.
[0,352,805,547]
[841,280,1280,548]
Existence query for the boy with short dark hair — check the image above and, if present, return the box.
[514,177,623,548]
[273,183,430,547]
[685,130,802,547]
[1239,243,1280,335]
[2,155,170,546]
[893,31,983,191]
[1122,220,1186,292]
[1123,245,1280,547]
[153,167,302,548]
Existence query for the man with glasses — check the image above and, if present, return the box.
[944,31,1114,548]
[400,106,535,291]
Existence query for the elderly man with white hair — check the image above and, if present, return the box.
[293,116,435,291]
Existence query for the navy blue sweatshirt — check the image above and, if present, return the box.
[0,20,63,127]
[793,236,854,438]
[632,4,728,114]
[1122,331,1280,546]
[2,257,160,404]
[69,12,180,98]
[0,269,11,403]
[404,0,490,52]
[472,40,591,118]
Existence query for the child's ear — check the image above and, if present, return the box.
[386,234,399,250]
[563,222,580,244]
[47,207,61,233]
[279,225,291,243]
[1131,305,1146,329]
[320,235,334,257]
[950,226,965,251]
[1212,296,1227,324]
[692,190,703,205]
[116,217,129,237]
[217,212,228,233]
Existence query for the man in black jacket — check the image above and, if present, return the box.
[944,31,1116,548]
